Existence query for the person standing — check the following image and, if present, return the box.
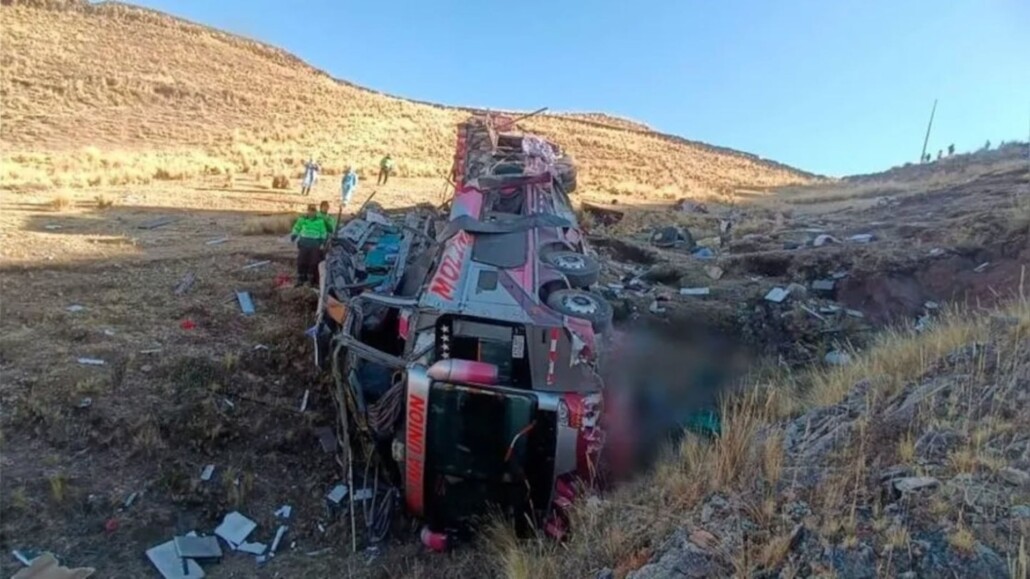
[301,157,321,196]
[291,204,331,287]
[341,166,359,206]
[377,154,393,185]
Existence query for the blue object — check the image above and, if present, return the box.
[236,291,255,315]
[305,325,318,338]
[692,247,715,259]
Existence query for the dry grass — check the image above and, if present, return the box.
[0,2,815,199]
[241,213,296,235]
[49,193,73,211]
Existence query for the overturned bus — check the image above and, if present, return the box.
[312,114,631,547]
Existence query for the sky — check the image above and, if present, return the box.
[129,0,1029,176]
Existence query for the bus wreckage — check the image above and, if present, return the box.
[312,113,636,549]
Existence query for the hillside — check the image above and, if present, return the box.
[0,0,816,196]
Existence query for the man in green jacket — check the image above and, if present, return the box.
[291,204,331,287]
[377,154,393,185]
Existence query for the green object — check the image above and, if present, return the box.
[292,215,331,240]
[318,211,337,237]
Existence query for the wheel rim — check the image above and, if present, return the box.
[563,293,598,315]
[554,254,586,270]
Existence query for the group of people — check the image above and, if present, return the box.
[299,154,394,203]
[290,154,395,287]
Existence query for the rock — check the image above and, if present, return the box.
[703,265,724,280]
[813,234,840,247]
[915,429,966,463]
[786,282,808,298]
[824,351,852,366]
[893,477,940,494]
[999,467,1029,487]
[1010,505,1030,518]
[595,568,614,579]
[848,234,874,244]
[628,530,731,579]
[688,529,719,550]
[648,301,666,315]
[830,542,877,579]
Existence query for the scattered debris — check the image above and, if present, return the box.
[241,260,271,271]
[253,344,270,351]
[650,226,693,249]
[269,526,288,556]
[674,199,708,214]
[200,465,215,481]
[845,309,865,318]
[140,348,163,355]
[179,319,196,330]
[65,304,85,313]
[237,542,266,556]
[692,247,715,259]
[146,540,204,579]
[76,358,105,366]
[648,301,666,314]
[353,488,374,501]
[11,550,39,567]
[764,287,790,303]
[214,512,257,548]
[848,233,873,243]
[275,505,292,519]
[831,270,849,279]
[76,397,92,409]
[892,476,940,494]
[43,224,63,230]
[173,536,222,560]
[102,329,115,336]
[326,484,348,505]
[1000,467,1029,487]
[11,553,94,579]
[800,305,826,322]
[812,234,840,247]
[581,202,624,226]
[205,236,229,246]
[928,247,946,257]
[811,279,836,293]
[299,389,310,412]
[123,492,139,509]
[915,314,933,333]
[173,272,196,296]
[137,216,178,230]
[235,291,255,315]
[679,287,711,296]
[785,282,808,298]
[703,265,724,280]
[924,301,939,310]
[819,305,843,314]
[974,261,990,273]
[824,351,852,366]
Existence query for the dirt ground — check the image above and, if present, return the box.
[0,155,1027,578]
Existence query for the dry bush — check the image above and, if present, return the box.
[271,175,289,190]
[94,194,114,209]
[241,213,295,235]
[50,194,73,211]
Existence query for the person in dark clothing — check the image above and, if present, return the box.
[291,204,331,287]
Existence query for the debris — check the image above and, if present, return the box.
[222,398,235,409]
[137,216,178,230]
[651,226,690,249]
[648,301,666,314]
[102,329,115,336]
[275,505,292,519]
[173,536,222,560]
[237,542,266,555]
[831,270,849,279]
[43,224,63,230]
[785,283,808,298]
[924,301,939,310]
[764,287,790,303]
[674,199,708,213]
[973,261,990,273]
[122,492,139,509]
[76,358,105,366]
[812,234,839,247]
[353,488,374,501]
[235,291,255,315]
[692,247,715,259]
[581,202,624,226]
[305,548,332,557]
[140,348,163,355]
[241,260,271,271]
[76,397,92,409]
[205,236,229,246]
[703,265,724,280]
[66,305,86,313]
[173,272,196,296]
[326,484,348,505]
[811,279,836,293]
[146,540,204,579]
[848,234,873,244]
[179,319,196,330]
[915,314,933,333]
[200,465,215,481]
[269,525,288,556]
[824,351,852,366]
[11,553,94,579]
[11,550,39,567]
[892,477,940,493]
[928,247,945,257]
[315,427,336,453]
[845,309,865,319]
[253,344,270,351]
[299,389,310,412]
[214,511,257,548]
[274,273,292,288]
[679,287,711,296]
[800,305,826,322]
[782,240,802,250]
[103,518,119,534]
[819,305,842,314]
[141,364,153,373]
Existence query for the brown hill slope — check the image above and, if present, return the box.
[0,0,817,195]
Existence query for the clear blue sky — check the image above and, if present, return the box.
[129,0,1029,176]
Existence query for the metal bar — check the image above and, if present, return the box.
[920,99,938,163]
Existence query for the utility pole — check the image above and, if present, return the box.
[920,99,938,163]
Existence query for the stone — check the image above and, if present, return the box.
[999,467,1029,487]
[786,283,808,298]
[688,529,719,550]
[813,234,840,247]
[893,477,940,494]
[824,351,852,366]
[915,429,965,463]
[596,568,614,579]
[703,265,724,280]
[628,530,731,579]
[848,234,874,244]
